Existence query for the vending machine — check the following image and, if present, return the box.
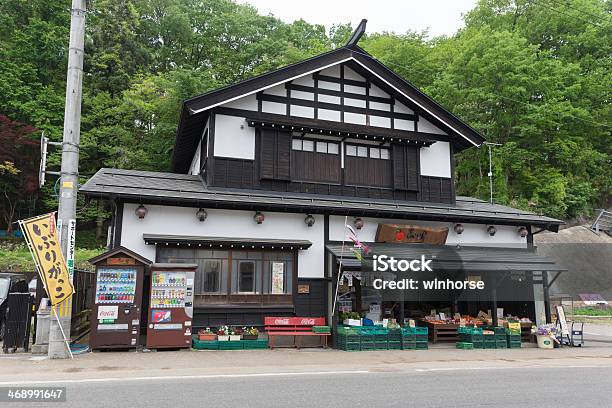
[146,263,196,349]
[88,247,151,350]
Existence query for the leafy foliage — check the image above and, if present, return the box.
[0,0,609,229]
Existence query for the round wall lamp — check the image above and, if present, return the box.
[304,214,315,227]
[453,223,464,234]
[487,225,497,236]
[196,208,207,222]
[354,217,364,230]
[518,226,528,238]
[135,204,148,219]
[254,211,265,224]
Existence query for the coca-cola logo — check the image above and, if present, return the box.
[300,318,315,325]
[274,318,290,325]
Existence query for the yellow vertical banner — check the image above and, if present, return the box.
[19,213,74,306]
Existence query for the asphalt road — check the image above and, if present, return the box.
[8,365,612,408]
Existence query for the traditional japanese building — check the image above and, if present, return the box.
[82,21,564,331]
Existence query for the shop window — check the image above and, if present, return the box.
[345,144,390,160]
[293,138,338,155]
[238,261,256,293]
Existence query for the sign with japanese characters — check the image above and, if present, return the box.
[19,213,74,306]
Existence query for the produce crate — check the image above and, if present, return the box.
[415,341,429,350]
[192,339,219,350]
[414,327,428,335]
[402,333,416,342]
[459,333,484,343]
[472,341,484,349]
[484,338,496,349]
[458,327,483,335]
[242,339,268,349]
[375,341,389,349]
[338,334,361,344]
[456,342,474,349]
[338,342,361,351]
[336,326,360,335]
[416,334,428,342]
[388,329,402,341]
[483,326,507,335]
[495,340,507,349]
[219,341,244,350]
[507,340,522,349]
[312,326,331,334]
[360,342,378,351]
[495,333,507,341]
[375,333,389,341]
[402,341,416,350]
[506,332,521,343]
[388,341,402,350]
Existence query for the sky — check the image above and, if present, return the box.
[237,0,479,37]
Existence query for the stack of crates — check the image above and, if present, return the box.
[357,326,380,350]
[415,327,429,349]
[457,327,483,349]
[401,327,416,350]
[336,326,361,351]
[388,328,403,350]
[218,340,245,350]
[506,328,522,348]
[493,327,508,349]
[242,339,269,349]
[483,331,496,349]
[192,337,219,350]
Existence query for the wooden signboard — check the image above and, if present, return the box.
[297,284,310,294]
[108,257,136,265]
[375,224,449,244]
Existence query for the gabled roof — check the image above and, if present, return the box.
[171,21,486,173]
[80,168,562,232]
[88,245,152,266]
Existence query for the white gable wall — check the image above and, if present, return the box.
[213,114,255,160]
[420,141,451,178]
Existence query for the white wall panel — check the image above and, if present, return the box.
[394,119,415,131]
[370,116,391,128]
[122,206,326,278]
[420,117,447,135]
[223,94,258,111]
[328,216,526,246]
[263,84,287,97]
[344,112,366,125]
[319,81,341,91]
[370,101,391,111]
[318,109,341,122]
[395,102,414,114]
[293,75,314,87]
[344,98,366,108]
[370,84,389,98]
[291,90,315,100]
[420,141,451,178]
[344,84,366,95]
[344,66,364,81]
[290,105,315,119]
[188,143,201,175]
[213,114,255,159]
[319,94,340,104]
[262,101,286,115]
[319,65,341,78]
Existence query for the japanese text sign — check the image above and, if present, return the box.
[20,213,74,306]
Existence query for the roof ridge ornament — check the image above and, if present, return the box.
[346,19,367,47]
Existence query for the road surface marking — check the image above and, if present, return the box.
[0,370,371,386]
[414,364,605,372]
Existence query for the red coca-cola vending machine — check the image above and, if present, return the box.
[146,263,196,349]
[89,247,151,350]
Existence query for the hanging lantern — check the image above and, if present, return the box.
[518,226,528,238]
[395,229,406,241]
[254,211,265,224]
[453,223,464,235]
[196,208,207,222]
[304,214,315,227]
[354,217,364,230]
[135,204,148,219]
[487,225,497,236]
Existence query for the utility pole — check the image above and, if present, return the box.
[49,0,86,359]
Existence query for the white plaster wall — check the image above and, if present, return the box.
[344,112,366,125]
[121,205,326,278]
[263,84,287,97]
[345,84,366,95]
[213,114,255,160]
[395,119,415,131]
[370,84,390,98]
[319,65,340,78]
[318,109,341,122]
[344,66,364,81]
[188,143,201,175]
[395,102,414,114]
[328,215,527,247]
[290,105,315,119]
[420,141,451,178]
[261,101,286,115]
[293,75,314,87]
[223,94,258,111]
[370,116,391,128]
[419,117,447,135]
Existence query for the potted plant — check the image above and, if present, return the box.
[242,326,259,340]
[198,327,217,341]
[229,326,241,341]
[217,325,230,341]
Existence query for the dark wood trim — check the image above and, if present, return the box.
[257,93,417,121]
[340,64,345,123]
[207,111,216,185]
[449,142,456,204]
[314,73,370,88]
[113,201,124,248]
[285,82,291,116]
[313,75,319,119]
[287,83,392,104]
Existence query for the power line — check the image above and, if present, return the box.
[536,0,605,28]
[544,0,611,25]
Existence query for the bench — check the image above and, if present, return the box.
[265,317,330,349]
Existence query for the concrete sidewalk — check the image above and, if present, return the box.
[1,346,612,384]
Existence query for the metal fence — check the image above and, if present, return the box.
[2,293,33,353]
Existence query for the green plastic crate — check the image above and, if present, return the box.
[416,334,428,342]
[388,341,402,350]
[401,333,416,342]
[242,339,268,349]
[338,342,361,351]
[402,341,416,350]
[456,342,474,349]
[484,339,496,349]
[219,341,244,350]
[415,341,429,350]
[459,333,484,343]
[338,334,361,344]
[414,327,428,335]
[375,341,389,349]
[388,329,402,341]
[495,340,507,349]
[192,339,219,350]
[360,342,378,351]
[472,341,484,349]
[336,326,360,335]
[507,340,522,348]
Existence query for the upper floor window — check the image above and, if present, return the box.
[346,144,390,160]
[292,138,338,154]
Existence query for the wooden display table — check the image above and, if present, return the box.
[419,320,459,343]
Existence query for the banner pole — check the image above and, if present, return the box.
[52,306,73,359]
[331,216,348,316]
